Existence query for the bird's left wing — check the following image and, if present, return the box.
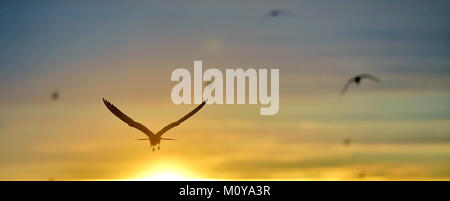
[103,98,154,137]
[156,101,207,136]
[341,78,354,95]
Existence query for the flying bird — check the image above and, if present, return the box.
[204,80,214,90]
[204,80,213,86]
[343,138,352,147]
[341,73,380,95]
[261,9,292,22]
[103,98,206,151]
[358,171,366,179]
[51,90,59,101]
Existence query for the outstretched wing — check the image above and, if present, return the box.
[360,74,380,83]
[156,101,207,136]
[341,78,355,95]
[103,98,154,137]
[275,9,292,17]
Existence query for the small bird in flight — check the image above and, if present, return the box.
[204,80,214,90]
[51,90,59,101]
[103,98,206,151]
[343,138,352,147]
[358,171,366,179]
[261,9,292,22]
[341,74,380,95]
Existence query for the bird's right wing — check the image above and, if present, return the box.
[341,78,354,95]
[277,9,292,17]
[360,74,381,83]
[103,98,154,137]
[156,101,207,136]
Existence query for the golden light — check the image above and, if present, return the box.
[130,160,209,181]
[141,171,191,181]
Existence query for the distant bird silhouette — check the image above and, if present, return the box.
[343,138,352,147]
[103,98,206,151]
[341,74,380,95]
[51,91,59,101]
[204,80,213,86]
[261,9,291,22]
[358,171,366,179]
[204,80,214,90]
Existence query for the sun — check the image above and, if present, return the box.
[141,170,192,181]
[130,160,208,181]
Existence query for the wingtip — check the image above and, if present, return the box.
[102,98,110,106]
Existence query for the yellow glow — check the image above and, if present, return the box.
[130,161,209,181]
[140,171,191,181]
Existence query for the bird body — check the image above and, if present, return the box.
[51,91,59,101]
[261,9,291,22]
[103,98,206,151]
[354,76,361,84]
[270,10,281,17]
[343,138,352,146]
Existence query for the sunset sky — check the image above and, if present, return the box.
[0,0,449,180]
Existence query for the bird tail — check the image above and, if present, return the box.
[161,137,176,140]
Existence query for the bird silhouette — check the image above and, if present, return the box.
[358,171,366,179]
[103,98,206,151]
[341,74,380,95]
[261,9,291,22]
[343,138,352,147]
[204,80,214,90]
[204,80,213,86]
[51,90,59,101]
